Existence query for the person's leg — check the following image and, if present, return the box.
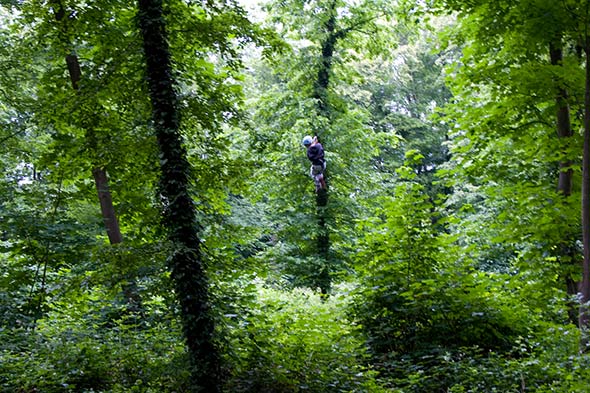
[319,174,326,190]
[310,164,326,191]
[320,162,327,189]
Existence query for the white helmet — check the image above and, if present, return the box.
[302,135,313,146]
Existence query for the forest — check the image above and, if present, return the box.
[2,0,590,392]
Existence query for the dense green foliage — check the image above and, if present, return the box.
[3,0,590,392]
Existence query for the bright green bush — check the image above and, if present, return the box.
[350,154,544,392]
[223,282,388,392]
[0,289,190,393]
[356,270,531,355]
[351,254,590,392]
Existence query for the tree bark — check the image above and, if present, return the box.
[92,168,123,245]
[52,1,123,245]
[137,0,221,390]
[316,191,330,295]
[549,42,574,196]
[51,0,144,317]
[550,40,579,325]
[580,36,590,335]
[309,0,342,296]
[313,0,339,119]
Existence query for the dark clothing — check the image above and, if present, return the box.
[305,141,327,191]
[306,143,325,166]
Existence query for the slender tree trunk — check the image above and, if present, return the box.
[52,2,123,245]
[580,36,590,336]
[314,8,337,118]
[309,0,342,296]
[92,168,123,244]
[550,41,579,325]
[51,1,144,316]
[550,42,574,195]
[137,0,221,390]
[316,200,330,295]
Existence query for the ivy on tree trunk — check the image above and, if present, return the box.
[580,34,590,336]
[312,28,333,295]
[137,0,221,390]
[310,0,349,296]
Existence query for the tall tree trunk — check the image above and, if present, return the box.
[137,0,221,390]
[550,42,574,196]
[52,2,123,245]
[315,195,330,295]
[550,40,578,325]
[92,167,123,245]
[313,5,338,119]
[309,0,341,296]
[52,1,144,316]
[580,35,590,336]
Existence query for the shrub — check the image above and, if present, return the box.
[0,289,190,393]
[223,281,387,392]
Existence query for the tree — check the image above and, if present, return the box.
[427,0,586,324]
[0,0,160,322]
[351,151,533,391]
[51,0,123,245]
[137,0,222,389]
[47,0,152,313]
[248,0,398,294]
[357,19,453,199]
[578,1,590,334]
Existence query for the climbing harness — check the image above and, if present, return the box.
[310,163,326,192]
[303,135,327,192]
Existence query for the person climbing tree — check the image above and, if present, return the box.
[302,135,327,192]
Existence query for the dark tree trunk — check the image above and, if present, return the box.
[309,0,343,296]
[137,0,221,390]
[580,36,590,335]
[314,12,337,118]
[580,36,590,339]
[550,42,574,195]
[550,41,579,325]
[313,0,341,119]
[92,168,123,244]
[316,190,330,295]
